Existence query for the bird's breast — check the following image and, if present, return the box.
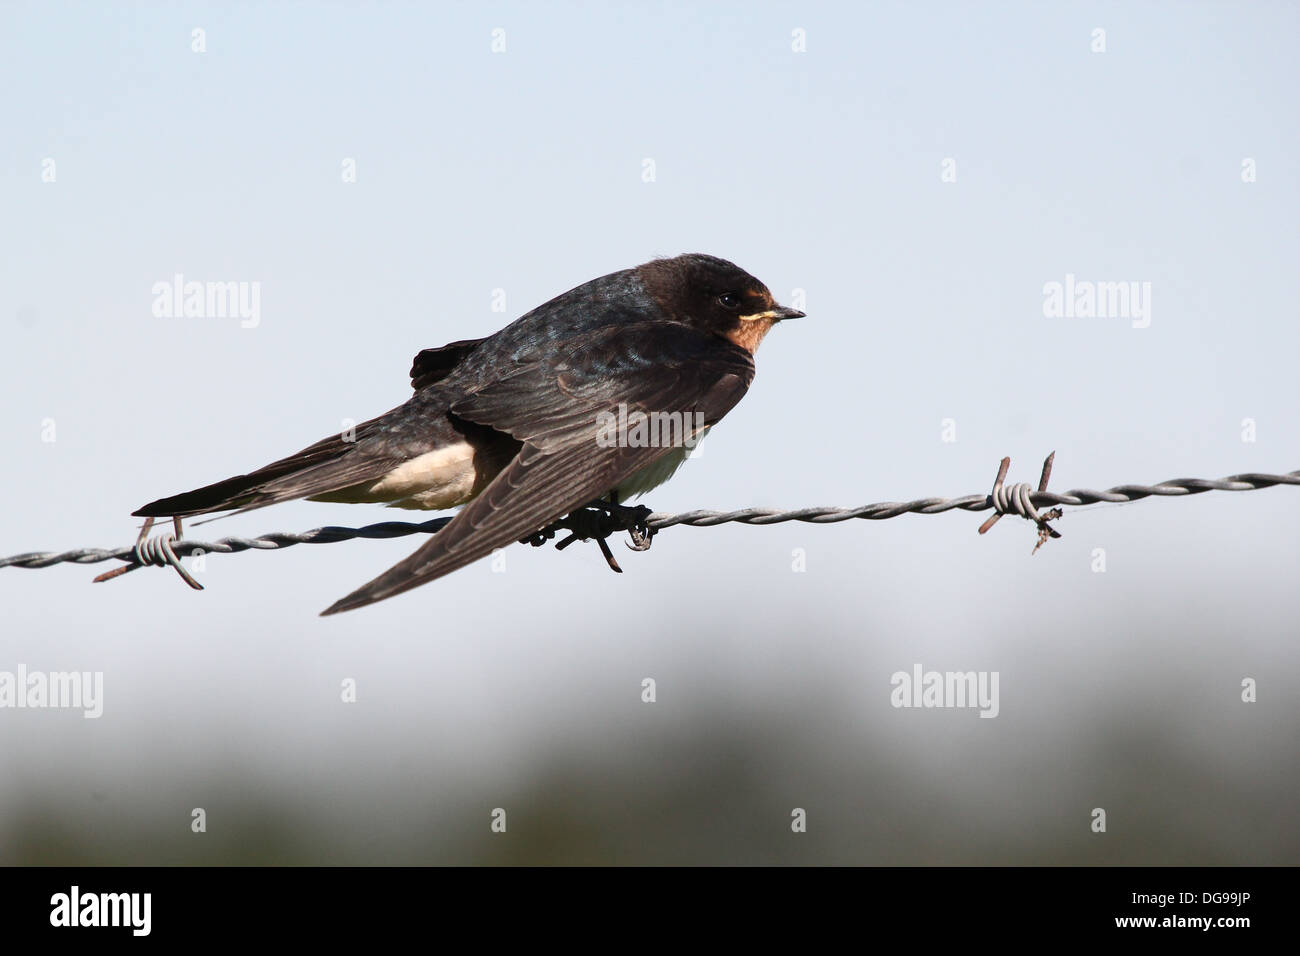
[612,426,711,500]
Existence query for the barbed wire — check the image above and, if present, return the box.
[1,455,1297,587]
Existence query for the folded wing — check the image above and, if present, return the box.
[322,323,753,614]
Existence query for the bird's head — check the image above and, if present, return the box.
[638,253,804,353]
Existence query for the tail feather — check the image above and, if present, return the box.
[133,421,393,519]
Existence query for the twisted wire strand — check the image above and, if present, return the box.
[648,471,1300,528]
[2,467,1295,574]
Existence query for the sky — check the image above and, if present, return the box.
[1,1,1297,864]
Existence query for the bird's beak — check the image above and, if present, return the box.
[739,305,806,323]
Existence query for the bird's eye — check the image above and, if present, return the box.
[718,293,741,310]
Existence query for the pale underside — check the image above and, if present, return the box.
[308,427,711,512]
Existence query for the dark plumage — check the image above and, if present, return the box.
[131,253,803,613]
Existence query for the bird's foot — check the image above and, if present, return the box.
[519,500,656,573]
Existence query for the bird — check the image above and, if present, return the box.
[131,253,804,614]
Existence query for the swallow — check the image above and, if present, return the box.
[131,253,804,614]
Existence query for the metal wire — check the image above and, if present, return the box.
[1,462,1297,576]
[650,472,1300,525]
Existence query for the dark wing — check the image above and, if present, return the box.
[410,337,487,390]
[321,324,753,614]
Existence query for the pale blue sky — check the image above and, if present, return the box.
[1,1,1297,863]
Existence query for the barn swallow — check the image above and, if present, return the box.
[132,253,803,614]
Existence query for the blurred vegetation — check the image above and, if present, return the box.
[5,709,1294,865]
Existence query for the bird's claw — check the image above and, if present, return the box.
[522,500,655,571]
[625,516,655,552]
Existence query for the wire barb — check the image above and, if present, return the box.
[2,460,1297,587]
[91,515,201,588]
[90,530,203,589]
[977,452,1064,553]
